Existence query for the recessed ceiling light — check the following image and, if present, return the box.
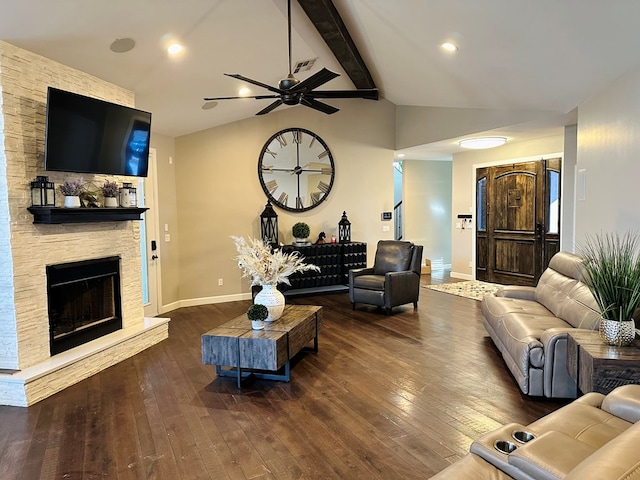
[167,43,183,55]
[238,87,251,96]
[202,101,218,110]
[110,38,135,53]
[441,42,458,52]
[459,137,507,149]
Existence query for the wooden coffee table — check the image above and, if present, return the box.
[201,305,322,387]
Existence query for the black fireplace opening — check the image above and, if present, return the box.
[47,256,123,355]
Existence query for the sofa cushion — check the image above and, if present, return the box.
[352,274,385,291]
[528,393,632,449]
[508,430,597,480]
[373,241,413,275]
[601,384,640,423]
[534,252,601,329]
[556,282,601,329]
[565,421,640,480]
[482,294,554,332]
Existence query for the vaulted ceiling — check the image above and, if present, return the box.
[2,1,640,157]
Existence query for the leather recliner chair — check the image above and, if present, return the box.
[349,240,423,315]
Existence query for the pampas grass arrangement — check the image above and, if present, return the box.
[231,236,319,286]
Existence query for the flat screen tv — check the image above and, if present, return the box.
[44,87,151,177]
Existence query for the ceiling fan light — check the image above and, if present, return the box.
[459,137,507,149]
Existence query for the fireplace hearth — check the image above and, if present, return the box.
[47,256,123,355]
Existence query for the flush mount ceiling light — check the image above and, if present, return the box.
[441,42,458,52]
[110,37,135,53]
[459,137,507,149]
[167,43,183,55]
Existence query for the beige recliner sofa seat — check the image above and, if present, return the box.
[481,251,600,398]
[430,384,640,479]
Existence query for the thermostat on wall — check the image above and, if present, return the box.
[381,212,392,220]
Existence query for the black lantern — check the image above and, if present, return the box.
[260,200,279,246]
[338,211,351,243]
[30,175,55,206]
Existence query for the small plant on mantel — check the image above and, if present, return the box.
[58,178,85,196]
[101,180,119,198]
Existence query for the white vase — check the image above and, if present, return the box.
[104,196,118,207]
[64,195,81,208]
[599,318,636,346]
[251,320,265,330]
[254,284,285,321]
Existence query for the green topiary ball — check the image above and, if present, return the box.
[247,303,269,321]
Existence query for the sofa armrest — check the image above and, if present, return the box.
[385,271,420,306]
[495,285,536,300]
[539,327,580,398]
[601,384,640,423]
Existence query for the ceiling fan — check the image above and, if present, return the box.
[203,0,378,115]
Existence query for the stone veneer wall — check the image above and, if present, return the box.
[0,40,167,402]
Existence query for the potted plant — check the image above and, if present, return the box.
[101,180,120,207]
[247,303,269,330]
[58,178,85,208]
[580,231,640,346]
[292,222,310,245]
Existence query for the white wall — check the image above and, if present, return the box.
[575,66,640,242]
[402,160,452,267]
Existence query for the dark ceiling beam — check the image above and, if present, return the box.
[297,0,377,90]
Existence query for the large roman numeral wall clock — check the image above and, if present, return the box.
[258,127,335,212]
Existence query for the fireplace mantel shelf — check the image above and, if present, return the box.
[27,206,149,224]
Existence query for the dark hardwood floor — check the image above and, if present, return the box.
[0,273,567,479]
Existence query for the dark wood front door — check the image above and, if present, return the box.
[476,158,561,286]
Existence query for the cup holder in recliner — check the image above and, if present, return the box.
[494,440,518,455]
[511,430,536,444]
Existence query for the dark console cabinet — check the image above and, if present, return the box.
[281,242,367,295]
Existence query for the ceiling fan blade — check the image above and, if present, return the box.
[300,97,339,115]
[224,73,285,94]
[203,94,280,101]
[289,68,339,92]
[306,88,379,100]
[256,100,284,115]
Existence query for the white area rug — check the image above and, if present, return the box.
[424,280,502,301]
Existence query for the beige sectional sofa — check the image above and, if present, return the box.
[481,251,601,398]
[430,384,640,479]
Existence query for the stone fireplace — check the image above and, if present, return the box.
[0,41,169,406]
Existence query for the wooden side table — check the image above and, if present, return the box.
[567,330,640,394]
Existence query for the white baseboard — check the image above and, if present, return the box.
[162,292,252,313]
[450,272,473,281]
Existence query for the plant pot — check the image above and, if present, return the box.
[104,196,118,207]
[254,284,285,321]
[251,320,265,330]
[63,195,81,208]
[599,318,636,346]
